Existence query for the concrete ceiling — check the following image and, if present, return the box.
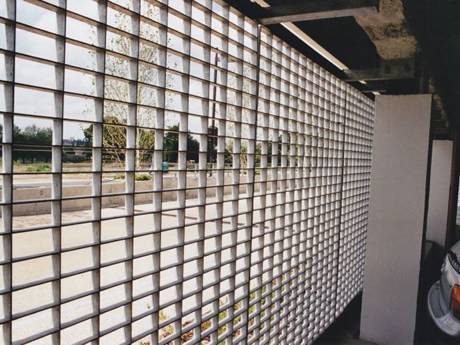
[226,0,460,138]
[355,0,417,60]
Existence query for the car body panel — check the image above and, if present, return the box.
[428,241,460,337]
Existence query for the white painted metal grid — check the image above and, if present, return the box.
[336,89,374,318]
[0,0,374,344]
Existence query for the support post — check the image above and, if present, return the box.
[445,130,460,247]
[426,140,454,248]
[360,95,432,345]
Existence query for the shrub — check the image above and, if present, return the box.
[113,173,125,180]
[25,164,51,173]
[135,173,152,181]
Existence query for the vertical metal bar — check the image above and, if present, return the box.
[56,1,68,343]
[155,1,169,343]
[208,49,219,177]
[334,84,348,316]
[194,2,212,341]
[129,1,142,343]
[242,22,262,341]
[175,1,192,341]
[5,0,16,343]
[95,2,109,342]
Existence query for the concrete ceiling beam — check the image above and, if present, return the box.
[257,0,379,25]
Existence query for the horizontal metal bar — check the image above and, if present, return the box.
[258,0,379,25]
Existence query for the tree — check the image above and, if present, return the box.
[137,128,155,164]
[13,125,52,163]
[224,142,233,166]
[163,125,199,163]
[84,11,219,170]
[14,125,52,145]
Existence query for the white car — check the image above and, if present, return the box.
[428,241,460,337]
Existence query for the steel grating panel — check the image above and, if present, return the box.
[0,0,375,344]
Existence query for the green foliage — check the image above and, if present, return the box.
[137,128,155,162]
[135,173,152,181]
[219,310,228,321]
[158,310,175,341]
[13,125,52,163]
[225,144,233,165]
[163,127,179,163]
[84,116,127,163]
[112,173,152,181]
[24,163,51,173]
[163,125,200,163]
[14,125,52,145]
[113,173,125,180]
[81,122,202,167]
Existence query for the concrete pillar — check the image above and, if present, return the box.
[445,133,460,247]
[426,140,454,248]
[360,95,432,345]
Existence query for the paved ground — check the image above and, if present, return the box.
[12,190,460,342]
[11,195,256,343]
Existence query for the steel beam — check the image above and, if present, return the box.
[257,0,379,25]
[354,81,388,94]
[362,89,386,94]
[344,58,415,82]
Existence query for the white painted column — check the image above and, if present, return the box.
[360,95,432,345]
[426,140,453,248]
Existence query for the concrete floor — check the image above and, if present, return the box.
[317,340,376,345]
[313,235,460,345]
[10,193,274,343]
[314,296,376,345]
[11,194,460,343]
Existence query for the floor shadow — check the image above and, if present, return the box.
[314,295,374,345]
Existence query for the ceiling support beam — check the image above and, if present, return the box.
[257,0,379,25]
[344,58,415,82]
[362,89,386,94]
[351,81,388,93]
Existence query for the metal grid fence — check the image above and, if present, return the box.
[0,0,374,344]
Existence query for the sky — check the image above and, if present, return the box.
[1,0,256,142]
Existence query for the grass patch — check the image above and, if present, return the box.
[135,173,152,181]
[113,173,152,181]
[113,173,125,180]
[25,164,51,173]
